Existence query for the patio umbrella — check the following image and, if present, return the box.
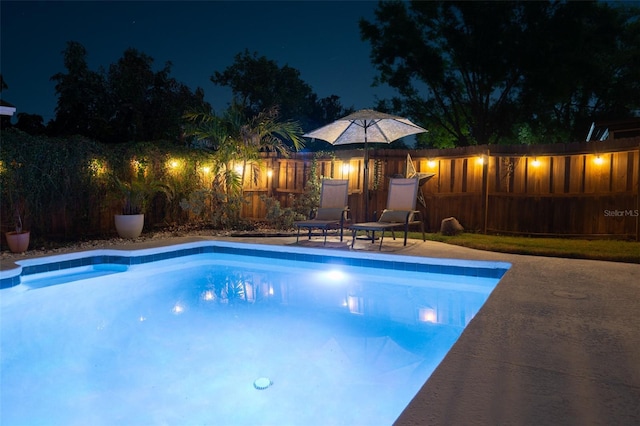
[303,109,427,219]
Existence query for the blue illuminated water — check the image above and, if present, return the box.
[1,245,507,425]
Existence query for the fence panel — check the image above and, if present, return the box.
[175,138,640,238]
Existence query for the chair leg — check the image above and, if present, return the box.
[404,223,409,246]
[296,227,300,243]
[351,229,357,248]
[323,228,328,245]
[378,231,385,250]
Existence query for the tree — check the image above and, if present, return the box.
[210,50,352,150]
[360,1,640,147]
[15,113,46,135]
[49,43,207,144]
[105,48,156,143]
[519,1,640,142]
[105,48,207,143]
[49,41,108,139]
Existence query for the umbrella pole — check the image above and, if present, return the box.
[363,126,369,222]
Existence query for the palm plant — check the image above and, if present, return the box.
[182,102,304,228]
[111,173,173,215]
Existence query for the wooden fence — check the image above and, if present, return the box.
[242,137,640,240]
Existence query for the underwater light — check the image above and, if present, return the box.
[325,269,346,281]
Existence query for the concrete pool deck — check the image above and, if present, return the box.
[2,234,639,425]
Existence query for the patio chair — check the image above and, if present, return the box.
[349,177,425,250]
[294,179,350,245]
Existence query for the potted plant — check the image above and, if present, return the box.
[5,201,30,253]
[111,174,172,239]
[3,159,30,253]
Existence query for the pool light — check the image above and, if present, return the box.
[324,269,346,282]
[418,306,437,323]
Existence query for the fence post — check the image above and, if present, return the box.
[482,149,490,234]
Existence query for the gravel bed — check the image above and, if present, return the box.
[1,225,296,263]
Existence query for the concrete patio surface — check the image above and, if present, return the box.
[2,234,639,425]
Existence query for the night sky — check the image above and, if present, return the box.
[1,0,394,125]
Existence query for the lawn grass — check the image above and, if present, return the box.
[411,232,640,264]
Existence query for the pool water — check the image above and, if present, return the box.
[0,244,508,425]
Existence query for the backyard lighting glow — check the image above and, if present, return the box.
[88,158,107,177]
[342,163,351,174]
[201,166,211,174]
[266,169,273,178]
[234,164,244,174]
[531,158,540,167]
[476,156,485,165]
[594,155,604,165]
[167,158,183,170]
[427,160,437,168]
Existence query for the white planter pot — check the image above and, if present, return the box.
[114,214,144,239]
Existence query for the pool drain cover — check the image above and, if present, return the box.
[254,377,272,390]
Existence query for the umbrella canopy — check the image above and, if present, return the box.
[303,109,427,219]
[303,109,427,145]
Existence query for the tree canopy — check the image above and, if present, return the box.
[360,0,640,147]
[48,41,207,144]
[210,50,353,150]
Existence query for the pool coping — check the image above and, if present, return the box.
[0,238,510,289]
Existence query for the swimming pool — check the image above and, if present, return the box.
[0,241,510,425]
